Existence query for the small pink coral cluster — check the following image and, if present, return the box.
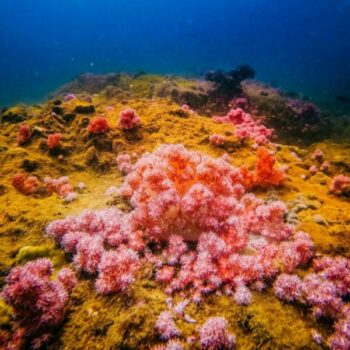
[213,108,273,146]
[309,149,329,175]
[1,259,76,349]
[47,144,312,303]
[154,309,234,350]
[274,256,350,349]
[330,175,350,196]
[116,153,133,174]
[156,311,181,340]
[118,108,141,130]
[209,134,226,146]
[199,317,235,350]
[44,176,77,201]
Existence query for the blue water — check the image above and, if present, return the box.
[0,0,349,109]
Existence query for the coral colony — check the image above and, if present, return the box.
[47,133,62,149]
[118,108,141,130]
[87,116,110,134]
[3,96,350,349]
[213,108,273,147]
[16,124,32,145]
[41,144,314,347]
[1,259,76,349]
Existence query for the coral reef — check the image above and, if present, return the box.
[0,73,350,350]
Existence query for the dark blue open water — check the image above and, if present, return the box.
[0,0,349,109]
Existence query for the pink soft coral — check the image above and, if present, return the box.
[213,108,273,146]
[44,176,75,198]
[209,134,225,146]
[46,145,313,302]
[1,259,76,349]
[118,108,141,130]
[274,274,302,302]
[311,149,324,162]
[116,153,133,174]
[96,248,140,294]
[199,317,235,350]
[330,175,350,196]
[155,311,181,340]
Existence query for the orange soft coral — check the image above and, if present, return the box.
[240,147,285,189]
[254,147,286,187]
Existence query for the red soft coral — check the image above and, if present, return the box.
[11,172,39,195]
[87,116,110,134]
[17,124,32,145]
[47,133,62,149]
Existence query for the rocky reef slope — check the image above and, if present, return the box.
[0,74,349,350]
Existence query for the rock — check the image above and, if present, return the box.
[74,105,95,114]
[85,146,99,166]
[63,113,76,122]
[52,106,64,115]
[313,214,328,226]
[1,111,26,123]
[20,159,39,172]
[169,109,190,118]
[52,99,62,105]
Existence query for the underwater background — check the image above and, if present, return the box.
[1,1,350,350]
[0,0,350,111]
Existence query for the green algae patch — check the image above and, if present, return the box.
[16,244,65,266]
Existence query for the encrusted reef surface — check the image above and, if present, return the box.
[0,73,350,350]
